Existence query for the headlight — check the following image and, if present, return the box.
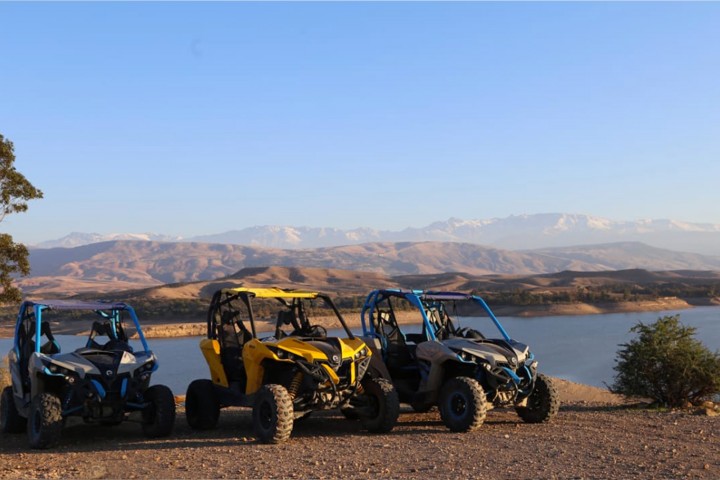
[273,348,304,362]
[135,360,156,377]
[42,361,79,383]
[354,347,369,360]
[455,350,473,362]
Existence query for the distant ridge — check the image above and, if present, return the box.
[33,213,720,256]
[21,239,720,296]
[74,265,720,303]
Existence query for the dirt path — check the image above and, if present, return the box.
[1,381,718,479]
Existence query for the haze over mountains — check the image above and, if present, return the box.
[22,239,720,296]
[19,213,720,297]
[34,213,720,256]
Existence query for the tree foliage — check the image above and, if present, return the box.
[0,134,43,304]
[611,315,720,407]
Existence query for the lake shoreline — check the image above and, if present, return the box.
[1,296,707,339]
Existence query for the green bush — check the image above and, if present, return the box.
[611,315,720,407]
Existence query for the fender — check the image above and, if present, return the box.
[415,340,458,394]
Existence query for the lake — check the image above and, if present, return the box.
[2,307,718,394]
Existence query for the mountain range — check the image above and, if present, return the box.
[21,239,720,296]
[33,213,720,256]
[125,265,720,303]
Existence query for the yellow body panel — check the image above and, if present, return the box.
[200,338,228,387]
[223,287,319,299]
[242,340,277,394]
[239,336,370,394]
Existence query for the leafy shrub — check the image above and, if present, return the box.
[611,315,720,407]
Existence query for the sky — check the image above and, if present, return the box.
[1,2,719,245]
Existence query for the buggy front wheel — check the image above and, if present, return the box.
[252,384,293,444]
[27,393,63,449]
[142,385,176,438]
[515,374,560,423]
[438,377,487,432]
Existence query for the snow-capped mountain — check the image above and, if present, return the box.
[30,214,720,255]
[188,226,383,248]
[34,232,183,249]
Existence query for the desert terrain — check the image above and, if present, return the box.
[0,379,718,479]
[3,264,719,478]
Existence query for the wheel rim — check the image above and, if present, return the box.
[449,393,468,418]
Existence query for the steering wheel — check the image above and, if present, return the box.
[457,327,484,340]
[304,325,327,337]
[104,339,134,353]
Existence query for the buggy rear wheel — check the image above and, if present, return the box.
[27,393,63,449]
[515,374,560,423]
[358,377,400,433]
[252,384,293,444]
[141,385,176,438]
[1,386,26,434]
[186,379,220,430]
[438,377,486,432]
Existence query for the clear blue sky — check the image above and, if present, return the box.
[2,2,719,244]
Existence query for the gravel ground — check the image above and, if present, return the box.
[1,397,718,480]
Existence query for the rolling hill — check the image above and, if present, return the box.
[19,239,720,296]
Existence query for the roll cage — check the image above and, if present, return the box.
[360,289,512,343]
[206,287,355,345]
[12,300,151,393]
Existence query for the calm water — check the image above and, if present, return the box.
[2,307,718,393]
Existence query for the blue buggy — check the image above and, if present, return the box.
[0,300,175,448]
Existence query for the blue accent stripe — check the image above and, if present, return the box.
[90,379,106,398]
[62,406,84,416]
[501,366,522,384]
[121,378,128,397]
[42,367,65,377]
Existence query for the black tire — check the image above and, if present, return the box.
[142,385,176,438]
[252,384,293,444]
[515,374,560,423]
[438,377,487,432]
[359,377,400,433]
[27,393,63,449]
[185,379,220,430]
[1,386,27,434]
[340,406,359,420]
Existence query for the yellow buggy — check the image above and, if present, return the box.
[185,287,399,443]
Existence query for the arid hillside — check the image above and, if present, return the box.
[21,240,720,296]
[42,267,720,303]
